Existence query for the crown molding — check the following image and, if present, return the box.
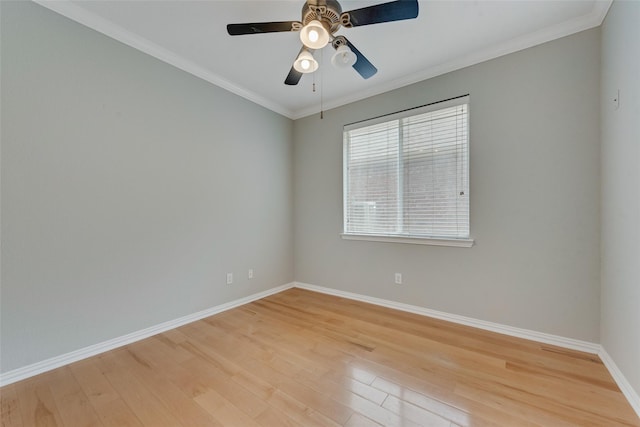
[31,0,296,119]
[32,0,611,121]
[292,0,613,119]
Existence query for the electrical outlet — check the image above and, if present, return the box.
[226,273,233,285]
[395,273,402,285]
[248,269,254,279]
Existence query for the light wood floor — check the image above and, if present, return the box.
[2,288,639,427]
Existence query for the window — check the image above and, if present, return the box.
[343,95,472,246]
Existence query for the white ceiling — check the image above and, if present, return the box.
[34,0,611,119]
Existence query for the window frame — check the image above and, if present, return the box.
[341,95,474,248]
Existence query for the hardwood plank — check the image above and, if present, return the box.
[180,356,270,418]
[69,360,143,426]
[263,390,342,427]
[1,385,24,427]
[193,389,262,427]
[46,367,103,427]
[14,374,64,427]
[2,288,638,427]
[89,398,142,427]
[382,394,451,427]
[364,358,540,427]
[370,376,495,427]
[183,319,355,425]
[151,334,195,364]
[180,330,345,427]
[69,359,120,408]
[225,348,353,425]
[93,352,187,427]
[344,412,384,427]
[280,289,611,385]
[253,406,303,427]
[455,378,638,427]
[111,344,221,427]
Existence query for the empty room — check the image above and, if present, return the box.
[1,0,639,425]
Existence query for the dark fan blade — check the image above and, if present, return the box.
[285,67,303,85]
[227,21,300,35]
[285,47,306,85]
[342,0,418,27]
[343,38,377,79]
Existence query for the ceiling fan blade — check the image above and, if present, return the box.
[342,38,377,79]
[285,47,306,85]
[285,67,303,85]
[341,0,419,28]
[227,21,301,35]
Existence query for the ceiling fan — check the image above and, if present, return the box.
[226,0,419,85]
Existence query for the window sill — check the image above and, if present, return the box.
[341,233,474,247]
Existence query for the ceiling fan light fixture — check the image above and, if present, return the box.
[331,45,357,68]
[293,50,319,73]
[299,20,330,49]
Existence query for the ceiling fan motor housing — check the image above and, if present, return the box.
[301,0,343,33]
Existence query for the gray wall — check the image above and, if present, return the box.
[2,0,623,381]
[293,28,602,342]
[600,0,640,398]
[0,1,293,373]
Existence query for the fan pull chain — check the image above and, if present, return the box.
[320,48,324,119]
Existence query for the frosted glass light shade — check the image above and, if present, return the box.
[293,50,319,73]
[300,20,330,49]
[331,45,357,68]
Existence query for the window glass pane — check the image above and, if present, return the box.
[402,105,468,238]
[344,97,469,240]
[346,121,399,234]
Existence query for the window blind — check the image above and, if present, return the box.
[343,96,469,240]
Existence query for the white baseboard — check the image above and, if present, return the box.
[598,348,640,419]
[0,282,295,387]
[293,282,601,354]
[294,282,640,419]
[4,280,638,422]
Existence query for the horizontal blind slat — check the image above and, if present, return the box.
[345,100,469,239]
